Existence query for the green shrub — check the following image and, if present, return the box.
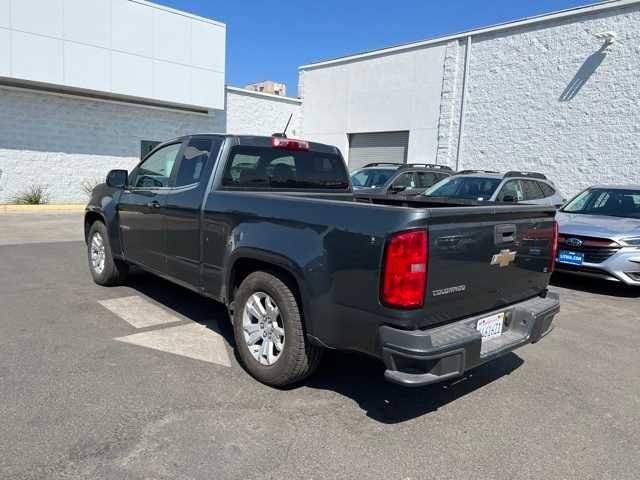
[12,184,50,205]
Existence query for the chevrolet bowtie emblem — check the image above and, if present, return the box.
[491,249,517,268]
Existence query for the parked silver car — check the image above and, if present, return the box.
[421,170,564,207]
[555,186,640,286]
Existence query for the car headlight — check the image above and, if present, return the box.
[620,237,640,246]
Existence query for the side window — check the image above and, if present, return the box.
[130,143,182,188]
[391,172,415,188]
[497,180,524,202]
[174,137,222,188]
[415,172,438,188]
[539,182,555,198]
[521,180,545,200]
[435,173,449,182]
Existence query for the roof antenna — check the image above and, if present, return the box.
[272,113,293,138]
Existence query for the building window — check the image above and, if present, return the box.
[140,140,161,159]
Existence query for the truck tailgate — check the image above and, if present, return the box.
[420,206,556,326]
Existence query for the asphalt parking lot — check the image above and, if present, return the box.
[1,213,639,480]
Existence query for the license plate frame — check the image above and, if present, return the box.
[476,312,505,341]
[558,250,584,266]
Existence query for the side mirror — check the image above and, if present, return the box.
[502,194,516,203]
[388,185,407,194]
[106,169,128,188]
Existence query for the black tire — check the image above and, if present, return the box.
[233,271,322,387]
[87,221,128,286]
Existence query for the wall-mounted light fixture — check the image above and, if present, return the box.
[593,31,617,51]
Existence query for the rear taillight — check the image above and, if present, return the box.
[381,230,428,308]
[549,220,559,273]
[272,136,310,151]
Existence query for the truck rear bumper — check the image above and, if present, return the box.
[379,293,560,387]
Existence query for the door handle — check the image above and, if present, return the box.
[495,224,516,244]
[147,201,161,209]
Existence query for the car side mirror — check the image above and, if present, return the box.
[502,194,516,203]
[389,185,407,194]
[106,169,128,188]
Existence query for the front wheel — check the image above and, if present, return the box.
[233,271,322,387]
[87,221,128,286]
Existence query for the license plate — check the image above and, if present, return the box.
[476,313,505,341]
[558,250,584,266]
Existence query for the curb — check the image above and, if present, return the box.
[0,204,86,214]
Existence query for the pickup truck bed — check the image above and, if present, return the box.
[85,134,559,387]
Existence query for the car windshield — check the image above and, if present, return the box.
[562,188,640,219]
[351,168,396,188]
[422,176,502,200]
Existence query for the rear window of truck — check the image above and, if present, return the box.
[222,146,350,190]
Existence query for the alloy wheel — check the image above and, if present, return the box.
[90,232,106,275]
[242,292,285,365]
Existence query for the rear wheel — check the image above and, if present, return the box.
[233,271,322,387]
[87,221,128,286]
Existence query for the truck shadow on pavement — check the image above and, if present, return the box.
[125,269,524,424]
[551,273,640,298]
[306,350,523,424]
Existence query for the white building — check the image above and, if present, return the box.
[244,80,287,97]
[0,0,300,203]
[298,0,640,196]
[3,0,638,203]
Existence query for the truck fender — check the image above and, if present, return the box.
[84,189,124,257]
[224,248,313,332]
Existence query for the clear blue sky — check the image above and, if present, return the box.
[157,0,594,96]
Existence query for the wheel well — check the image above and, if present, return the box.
[229,258,301,306]
[84,212,104,242]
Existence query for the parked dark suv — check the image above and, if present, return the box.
[351,163,453,196]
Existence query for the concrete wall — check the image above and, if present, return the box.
[0,86,224,203]
[225,87,301,137]
[459,4,640,196]
[299,46,446,162]
[0,85,302,203]
[0,0,226,109]
[299,1,640,197]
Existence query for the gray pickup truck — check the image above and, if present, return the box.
[85,134,560,387]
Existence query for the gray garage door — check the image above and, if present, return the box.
[348,131,409,171]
